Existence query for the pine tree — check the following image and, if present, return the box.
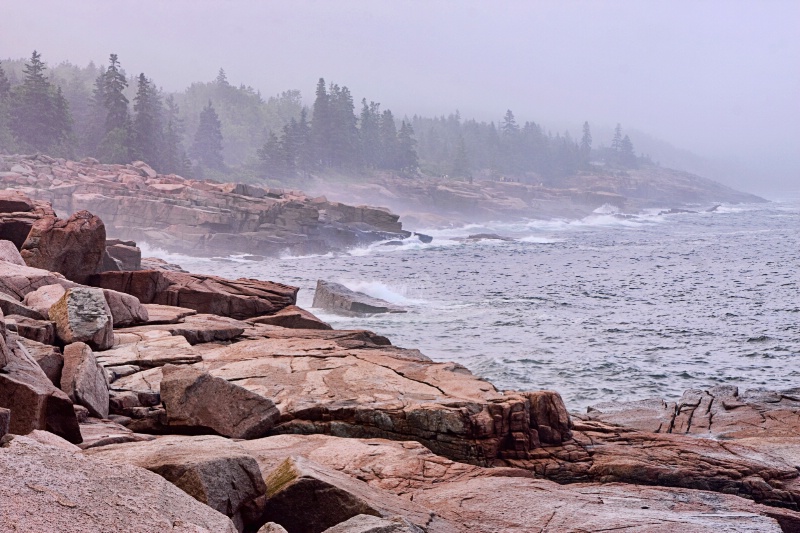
[99,54,132,163]
[190,100,224,170]
[132,73,163,168]
[620,134,637,168]
[83,68,108,156]
[580,121,592,162]
[501,109,519,136]
[295,108,313,176]
[359,99,382,168]
[328,84,358,168]
[310,78,331,168]
[379,109,398,169]
[611,123,623,152]
[9,51,72,152]
[396,120,419,174]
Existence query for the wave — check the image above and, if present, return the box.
[335,279,425,306]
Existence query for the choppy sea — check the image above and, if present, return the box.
[142,195,800,412]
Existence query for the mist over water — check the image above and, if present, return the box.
[144,198,800,412]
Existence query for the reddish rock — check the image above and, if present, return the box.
[84,435,268,531]
[248,305,332,330]
[61,342,109,419]
[0,260,75,301]
[120,313,247,344]
[89,270,298,320]
[0,333,81,443]
[141,303,198,324]
[77,417,155,449]
[0,239,25,265]
[0,189,35,213]
[0,435,238,532]
[101,288,149,327]
[16,337,63,386]
[160,364,281,439]
[22,283,66,316]
[3,315,55,345]
[105,239,142,270]
[20,210,107,283]
[313,280,407,316]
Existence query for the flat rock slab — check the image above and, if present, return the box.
[0,435,237,532]
[313,280,407,316]
[3,314,56,345]
[78,418,156,449]
[98,332,202,369]
[142,303,198,324]
[248,305,332,330]
[119,313,248,344]
[89,270,298,320]
[84,435,267,531]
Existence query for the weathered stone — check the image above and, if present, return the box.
[22,283,66,316]
[0,189,35,213]
[106,239,142,270]
[0,260,74,301]
[0,211,40,249]
[101,288,149,327]
[0,435,237,532]
[20,210,107,283]
[262,457,441,533]
[3,314,55,345]
[160,364,280,439]
[49,287,114,350]
[257,524,288,533]
[313,280,407,315]
[85,435,268,531]
[120,313,247,344]
[0,290,45,319]
[89,270,298,320]
[77,417,155,449]
[248,305,332,330]
[17,337,63,386]
[97,332,202,368]
[138,302,197,324]
[0,239,25,265]
[61,342,109,419]
[0,334,81,443]
[322,515,421,533]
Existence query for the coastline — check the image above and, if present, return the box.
[1,167,799,531]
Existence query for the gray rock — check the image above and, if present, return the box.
[312,280,407,316]
[160,364,280,439]
[61,342,109,419]
[257,524,288,533]
[0,407,9,438]
[49,287,113,350]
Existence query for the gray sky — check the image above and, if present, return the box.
[2,0,799,191]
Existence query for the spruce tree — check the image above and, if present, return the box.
[99,54,132,163]
[83,68,108,156]
[580,121,592,160]
[310,78,331,168]
[379,109,398,169]
[620,134,637,168]
[9,51,72,152]
[190,100,224,170]
[611,123,623,152]
[161,95,189,175]
[359,99,382,168]
[396,120,419,174]
[132,73,163,168]
[0,62,15,152]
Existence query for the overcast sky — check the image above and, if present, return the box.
[2,0,798,190]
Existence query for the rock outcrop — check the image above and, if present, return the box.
[60,342,109,419]
[48,287,114,350]
[313,280,407,315]
[0,155,409,257]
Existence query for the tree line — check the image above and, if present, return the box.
[0,51,641,184]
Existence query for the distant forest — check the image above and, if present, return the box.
[0,51,644,184]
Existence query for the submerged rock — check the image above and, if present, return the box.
[312,280,407,315]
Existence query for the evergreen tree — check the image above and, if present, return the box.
[620,134,637,168]
[310,78,331,168]
[161,95,189,175]
[580,121,592,162]
[190,100,224,170]
[132,73,163,167]
[396,120,419,174]
[328,83,359,168]
[611,123,623,152]
[295,108,313,176]
[9,51,72,152]
[99,54,132,163]
[451,135,470,178]
[359,99,382,168]
[258,131,286,176]
[0,63,10,98]
[0,62,15,152]
[83,68,108,156]
[501,109,519,136]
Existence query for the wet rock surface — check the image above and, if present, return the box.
[313,280,408,315]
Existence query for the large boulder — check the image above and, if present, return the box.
[0,189,35,214]
[89,270,298,320]
[20,210,107,283]
[22,283,67,316]
[0,260,75,301]
[261,456,442,533]
[61,342,109,419]
[16,337,63,386]
[312,280,407,315]
[48,287,114,350]
[2,314,56,345]
[160,364,281,439]
[0,435,237,532]
[84,435,268,532]
[0,333,81,443]
[101,288,149,327]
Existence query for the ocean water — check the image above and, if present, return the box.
[143,196,800,412]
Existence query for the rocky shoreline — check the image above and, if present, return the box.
[1,189,799,532]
